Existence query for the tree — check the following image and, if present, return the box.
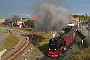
[84,13,89,22]
[11,15,21,22]
[5,18,11,25]
[73,15,79,18]
[25,20,34,28]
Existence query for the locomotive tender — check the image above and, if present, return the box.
[47,27,76,58]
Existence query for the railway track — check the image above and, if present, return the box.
[1,29,34,60]
[41,56,62,60]
[30,51,66,60]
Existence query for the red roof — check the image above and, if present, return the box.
[30,16,38,21]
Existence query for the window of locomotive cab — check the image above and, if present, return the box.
[63,41,66,46]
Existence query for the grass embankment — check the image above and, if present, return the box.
[0,23,5,27]
[0,33,20,51]
[30,32,52,58]
[0,29,7,33]
[0,24,7,33]
[69,38,90,60]
[38,32,52,50]
[69,48,90,60]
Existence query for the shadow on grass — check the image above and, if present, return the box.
[23,32,51,60]
[37,44,48,55]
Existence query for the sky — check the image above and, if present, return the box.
[0,0,90,18]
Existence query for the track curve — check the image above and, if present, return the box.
[1,30,33,60]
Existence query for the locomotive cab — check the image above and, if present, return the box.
[57,36,66,51]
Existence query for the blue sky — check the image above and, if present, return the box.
[68,0,90,15]
[0,0,90,18]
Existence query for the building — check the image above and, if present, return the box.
[16,19,23,28]
[0,18,5,24]
[30,16,38,21]
[70,17,80,27]
[70,17,79,23]
[22,18,30,22]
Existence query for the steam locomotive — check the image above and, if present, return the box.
[47,27,76,58]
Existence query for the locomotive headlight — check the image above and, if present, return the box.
[64,48,66,50]
[49,48,50,50]
[55,49,56,50]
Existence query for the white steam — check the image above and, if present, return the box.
[33,2,72,32]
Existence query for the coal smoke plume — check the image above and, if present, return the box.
[32,0,72,33]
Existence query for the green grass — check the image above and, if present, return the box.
[0,29,7,33]
[68,38,90,60]
[0,33,20,51]
[29,32,52,58]
[36,32,52,49]
[69,48,90,60]
[38,33,52,49]
[0,24,5,27]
